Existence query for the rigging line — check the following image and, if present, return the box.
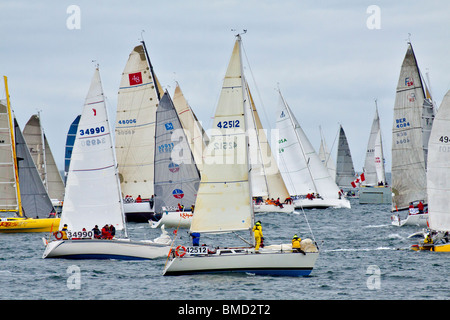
[241,41,272,131]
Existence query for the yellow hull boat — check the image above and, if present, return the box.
[411,243,450,252]
[0,217,60,233]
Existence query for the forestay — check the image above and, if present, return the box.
[60,68,124,232]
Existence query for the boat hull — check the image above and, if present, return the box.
[254,204,295,214]
[42,238,170,260]
[0,217,60,233]
[411,243,450,252]
[123,202,154,222]
[359,186,392,204]
[391,211,428,227]
[163,247,319,277]
[150,211,193,229]
[293,198,350,209]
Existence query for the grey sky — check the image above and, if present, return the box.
[1,1,449,174]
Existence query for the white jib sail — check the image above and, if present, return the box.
[427,89,450,232]
[190,37,252,234]
[60,68,124,232]
[363,106,386,186]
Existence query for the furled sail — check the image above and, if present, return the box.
[153,92,200,213]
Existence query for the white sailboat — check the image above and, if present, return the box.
[411,89,450,252]
[42,67,171,260]
[390,42,435,226]
[115,41,163,222]
[276,91,350,209]
[150,91,200,229]
[1,76,59,233]
[23,113,65,210]
[359,101,392,204]
[163,34,319,276]
[318,126,336,181]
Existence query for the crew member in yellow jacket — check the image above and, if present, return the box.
[252,221,263,252]
[292,234,306,255]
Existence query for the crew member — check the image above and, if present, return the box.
[252,221,263,252]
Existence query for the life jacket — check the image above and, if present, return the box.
[292,238,301,249]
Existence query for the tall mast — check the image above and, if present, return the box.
[3,76,23,217]
[37,111,48,192]
[141,40,162,100]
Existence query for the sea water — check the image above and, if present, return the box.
[0,198,448,301]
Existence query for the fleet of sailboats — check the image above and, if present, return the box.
[0,31,445,274]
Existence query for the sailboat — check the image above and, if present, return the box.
[0,76,59,233]
[42,67,171,259]
[411,89,450,252]
[276,91,350,209]
[247,85,294,214]
[390,42,435,226]
[318,127,336,181]
[23,113,65,211]
[163,34,319,276]
[150,91,201,229]
[115,41,163,222]
[335,125,357,197]
[64,114,81,182]
[359,101,392,204]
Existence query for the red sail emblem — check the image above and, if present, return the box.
[129,72,143,85]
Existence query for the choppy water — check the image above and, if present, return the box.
[1,199,449,301]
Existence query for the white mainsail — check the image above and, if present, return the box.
[115,42,162,199]
[23,114,65,202]
[153,92,200,213]
[318,127,336,180]
[427,90,450,232]
[190,36,252,234]
[362,104,386,186]
[335,125,356,188]
[60,68,125,232]
[0,100,19,213]
[391,42,436,210]
[172,83,209,173]
[276,90,343,200]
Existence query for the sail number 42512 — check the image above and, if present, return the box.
[217,120,240,128]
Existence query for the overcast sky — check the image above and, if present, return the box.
[1,1,449,174]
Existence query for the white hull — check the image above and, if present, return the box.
[163,246,319,277]
[123,202,154,213]
[150,211,193,229]
[254,204,294,213]
[293,198,350,209]
[42,238,171,260]
[391,212,428,227]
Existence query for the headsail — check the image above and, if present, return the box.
[64,115,81,181]
[391,43,435,210]
[190,36,252,233]
[61,68,125,232]
[153,92,200,213]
